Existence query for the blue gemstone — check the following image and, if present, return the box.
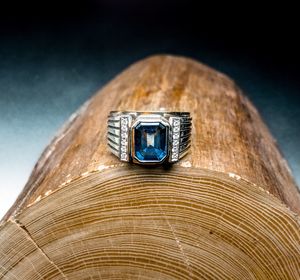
[134,122,168,162]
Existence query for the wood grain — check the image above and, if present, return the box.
[0,55,299,279]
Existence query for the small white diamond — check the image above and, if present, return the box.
[121,125,128,132]
[121,132,127,139]
[121,118,128,126]
[173,119,180,126]
[173,133,179,140]
[121,153,127,160]
[172,146,178,152]
[173,139,179,145]
[121,146,127,152]
[121,140,127,145]
[173,126,180,132]
[171,155,179,161]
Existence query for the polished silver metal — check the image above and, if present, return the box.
[107,111,192,164]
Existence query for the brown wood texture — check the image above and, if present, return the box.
[0,55,300,279]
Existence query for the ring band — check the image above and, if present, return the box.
[107,111,192,165]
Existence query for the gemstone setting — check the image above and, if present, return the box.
[132,121,168,163]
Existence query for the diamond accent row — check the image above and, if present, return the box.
[120,116,130,161]
[171,118,181,162]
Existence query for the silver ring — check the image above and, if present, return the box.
[107,111,192,165]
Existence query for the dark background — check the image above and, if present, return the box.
[0,1,299,217]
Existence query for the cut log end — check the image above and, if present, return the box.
[1,167,300,279]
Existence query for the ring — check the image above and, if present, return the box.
[107,111,192,165]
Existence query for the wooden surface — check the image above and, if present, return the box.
[0,55,300,279]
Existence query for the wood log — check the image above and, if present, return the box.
[0,55,300,279]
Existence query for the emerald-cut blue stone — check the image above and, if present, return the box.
[134,122,167,162]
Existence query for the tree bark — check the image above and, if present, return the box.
[0,55,299,279]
